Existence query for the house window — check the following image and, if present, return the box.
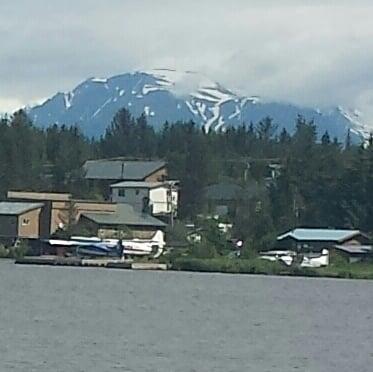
[118,188,126,197]
[135,189,140,195]
[22,218,30,226]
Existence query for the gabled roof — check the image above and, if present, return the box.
[110,181,164,189]
[83,159,166,180]
[110,180,178,189]
[277,228,362,243]
[334,245,372,254]
[81,204,166,228]
[0,202,44,215]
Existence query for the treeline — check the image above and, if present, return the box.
[1,109,373,246]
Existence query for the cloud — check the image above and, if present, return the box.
[1,0,373,125]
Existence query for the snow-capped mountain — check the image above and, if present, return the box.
[28,69,369,141]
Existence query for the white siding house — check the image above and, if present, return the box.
[110,181,178,216]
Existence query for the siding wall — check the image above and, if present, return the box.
[149,187,178,214]
[77,217,160,240]
[144,168,167,182]
[111,187,149,212]
[18,209,41,239]
[150,188,168,214]
[0,215,18,238]
[112,186,178,215]
[50,201,116,234]
[98,226,159,239]
[342,237,371,245]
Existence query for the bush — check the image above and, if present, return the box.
[288,266,319,277]
[256,232,277,252]
[240,239,256,259]
[171,257,284,275]
[170,254,373,279]
[8,240,30,259]
[0,244,9,258]
[190,242,217,259]
[243,258,284,275]
[166,221,188,244]
[51,228,70,240]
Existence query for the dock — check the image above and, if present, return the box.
[131,262,168,270]
[15,256,168,271]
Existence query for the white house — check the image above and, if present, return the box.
[110,181,178,216]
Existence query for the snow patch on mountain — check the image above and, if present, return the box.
[63,92,74,109]
[142,84,165,95]
[229,105,241,120]
[92,98,112,119]
[337,106,371,140]
[91,77,108,83]
[140,69,241,132]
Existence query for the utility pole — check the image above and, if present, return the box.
[169,182,175,228]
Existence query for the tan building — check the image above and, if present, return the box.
[0,202,44,239]
[7,191,116,235]
[5,192,168,242]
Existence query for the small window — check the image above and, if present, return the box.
[135,189,140,195]
[118,188,126,197]
[22,218,30,226]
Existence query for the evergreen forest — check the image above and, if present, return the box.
[1,109,373,248]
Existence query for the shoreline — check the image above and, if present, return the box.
[8,256,373,280]
[170,267,373,280]
[169,257,373,280]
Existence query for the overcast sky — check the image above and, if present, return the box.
[1,0,373,122]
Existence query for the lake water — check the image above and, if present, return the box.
[0,260,372,372]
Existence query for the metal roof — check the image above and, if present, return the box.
[110,181,164,189]
[0,202,44,215]
[334,245,372,254]
[81,204,166,228]
[277,228,362,242]
[83,159,166,180]
[110,180,177,189]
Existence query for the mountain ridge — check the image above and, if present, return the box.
[27,69,369,141]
